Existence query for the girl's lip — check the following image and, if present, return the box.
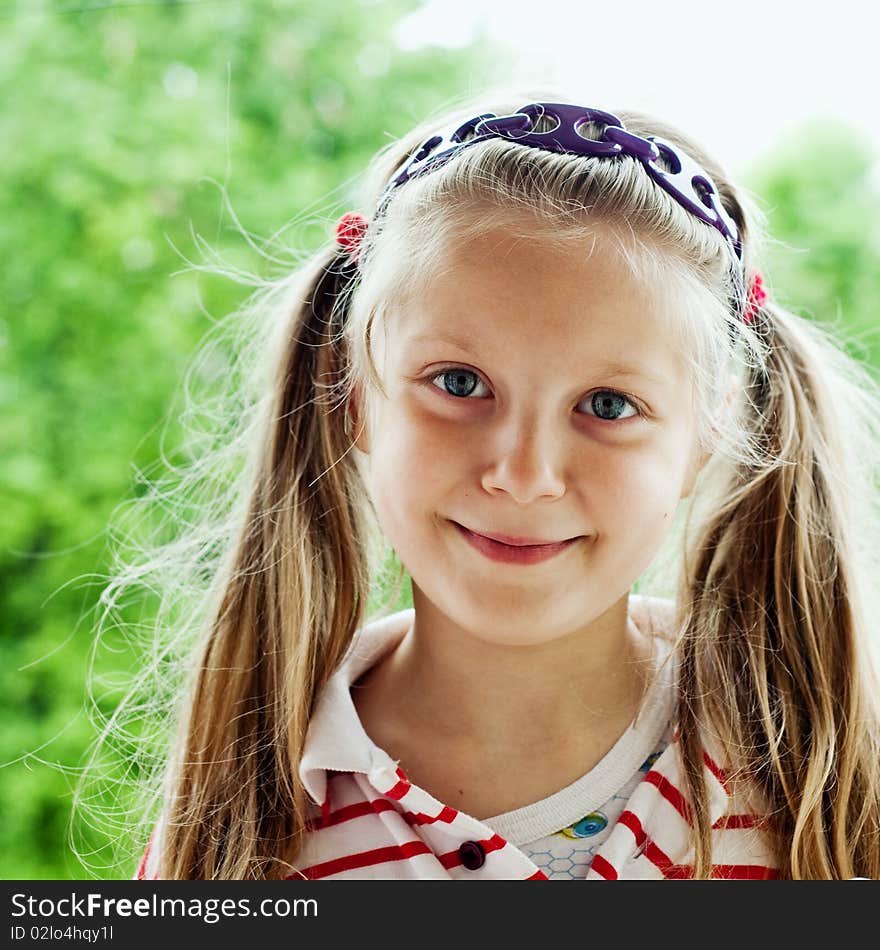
[458,524,573,546]
[453,522,580,565]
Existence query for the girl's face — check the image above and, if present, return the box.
[353,224,707,648]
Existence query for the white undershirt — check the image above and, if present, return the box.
[484,633,677,879]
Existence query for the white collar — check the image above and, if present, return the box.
[298,608,415,807]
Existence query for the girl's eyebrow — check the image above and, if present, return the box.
[402,330,479,355]
[403,330,670,386]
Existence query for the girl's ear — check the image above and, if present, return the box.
[680,372,738,499]
[680,442,709,500]
[346,382,371,454]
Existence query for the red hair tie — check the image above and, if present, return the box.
[335,211,370,266]
[743,271,767,325]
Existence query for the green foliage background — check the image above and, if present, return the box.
[2,0,879,879]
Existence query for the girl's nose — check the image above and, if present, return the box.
[479,418,567,504]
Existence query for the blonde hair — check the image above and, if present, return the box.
[78,83,880,879]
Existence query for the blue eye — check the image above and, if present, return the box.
[587,390,639,422]
[430,368,486,399]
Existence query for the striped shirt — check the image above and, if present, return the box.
[136,597,780,880]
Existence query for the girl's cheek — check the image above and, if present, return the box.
[402,399,473,444]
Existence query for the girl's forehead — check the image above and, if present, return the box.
[387,236,690,353]
[407,220,693,316]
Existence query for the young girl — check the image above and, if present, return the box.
[117,86,880,880]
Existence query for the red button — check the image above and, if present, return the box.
[458,840,486,870]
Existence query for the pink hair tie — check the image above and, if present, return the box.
[743,271,767,325]
[335,211,370,266]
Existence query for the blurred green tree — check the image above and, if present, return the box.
[744,119,880,366]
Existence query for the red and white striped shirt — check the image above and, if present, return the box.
[136,599,780,880]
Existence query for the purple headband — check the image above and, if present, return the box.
[339,102,756,323]
[380,103,742,261]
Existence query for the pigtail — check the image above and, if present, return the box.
[154,247,382,879]
[675,295,880,879]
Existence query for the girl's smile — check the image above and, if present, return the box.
[452,520,583,565]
